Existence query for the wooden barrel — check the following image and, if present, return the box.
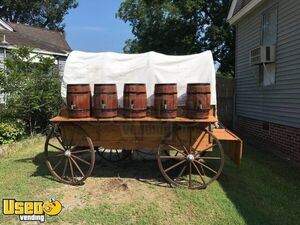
[154,83,177,118]
[123,83,147,118]
[93,84,118,118]
[186,83,211,119]
[67,84,91,118]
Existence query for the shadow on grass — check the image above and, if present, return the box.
[218,144,300,225]
[14,145,300,225]
[15,152,169,187]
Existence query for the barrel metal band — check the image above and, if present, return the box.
[187,108,210,112]
[123,92,146,94]
[187,92,211,94]
[68,109,90,112]
[124,108,147,112]
[94,92,117,95]
[67,91,91,94]
[156,109,177,112]
[155,92,177,95]
[94,108,118,112]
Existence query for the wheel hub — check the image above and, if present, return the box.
[64,150,71,157]
[186,154,194,162]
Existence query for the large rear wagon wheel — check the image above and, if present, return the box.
[157,127,224,189]
[45,123,95,185]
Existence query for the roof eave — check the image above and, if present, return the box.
[227,0,238,21]
[0,44,70,57]
[0,19,14,31]
[227,0,265,25]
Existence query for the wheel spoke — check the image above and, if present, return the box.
[72,155,91,166]
[189,128,192,152]
[164,144,186,156]
[177,164,187,178]
[62,159,68,178]
[68,158,75,180]
[71,149,91,154]
[54,153,65,157]
[52,158,63,170]
[67,132,75,150]
[192,161,206,186]
[164,160,186,173]
[55,135,66,150]
[48,143,65,152]
[160,155,185,160]
[188,162,192,188]
[197,156,221,160]
[194,160,218,174]
[197,144,216,152]
[174,131,189,154]
[70,157,85,177]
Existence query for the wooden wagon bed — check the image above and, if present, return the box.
[45,113,242,189]
[50,115,218,123]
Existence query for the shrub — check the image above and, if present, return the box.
[0,121,25,144]
[0,47,61,135]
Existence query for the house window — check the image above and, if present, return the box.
[57,57,66,78]
[259,6,277,86]
[262,6,277,45]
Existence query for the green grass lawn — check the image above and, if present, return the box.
[0,136,299,225]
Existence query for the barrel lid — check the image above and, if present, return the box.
[187,83,210,85]
[155,83,177,86]
[67,84,90,86]
[94,83,116,86]
[124,83,145,85]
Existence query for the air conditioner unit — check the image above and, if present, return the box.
[250,46,276,65]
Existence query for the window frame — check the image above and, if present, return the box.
[258,4,278,88]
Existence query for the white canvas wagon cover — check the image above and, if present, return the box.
[62,50,217,106]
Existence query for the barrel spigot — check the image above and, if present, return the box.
[197,100,203,110]
[70,102,76,110]
[101,100,106,109]
[163,100,167,110]
[131,100,134,109]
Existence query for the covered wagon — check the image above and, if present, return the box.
[44,50,242,189]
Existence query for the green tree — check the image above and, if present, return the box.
[117,0,234,76]
[0,0,78,31]
[0,47,61,135]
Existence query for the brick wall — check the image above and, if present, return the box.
[236,116,300,165]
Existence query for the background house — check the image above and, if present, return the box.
[228,0,300,164]
[0,19,71,103]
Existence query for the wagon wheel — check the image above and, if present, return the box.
[45,123,95,185]
[96,148,131,162]
[157,127,224,189]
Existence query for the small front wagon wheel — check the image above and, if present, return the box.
[45,123,95,185]
[157,127,224,189]
[96,148,131,162]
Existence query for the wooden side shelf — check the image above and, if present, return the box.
[212,128,243,165]
[212,128,240,141]
[50,115,218,123]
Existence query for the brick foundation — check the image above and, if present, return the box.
[236,116,300,165]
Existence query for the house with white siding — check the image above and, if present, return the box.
[228,0,300,164]
[0,19,71,104]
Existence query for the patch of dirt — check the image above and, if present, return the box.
[37,177,176,213]
[83,177,176,211]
